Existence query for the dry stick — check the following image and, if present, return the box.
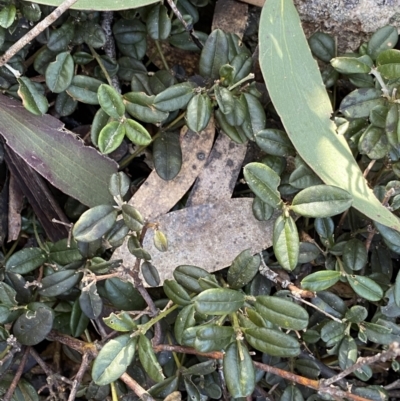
[152,344,379,401]
[259,254,315,298]
[322,341,400,387]
[0,0,79,67]
[120,373,155,401]
[3,346,30,401]
[67,352,92,401]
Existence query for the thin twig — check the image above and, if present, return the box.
[67,352,91,401]
[259,254,315,298]
[291,295,343,323]
[0,0,79,67]
[321,341,400,386]
[120,373,155,401]
[3,346,30,401]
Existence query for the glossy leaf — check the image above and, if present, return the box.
[127,236,152,260]
[39,270,83,297]
[67,75,103,105]
[47,21,74,52]
[98,121,125,154]
[124,119,152,146]
[385,104,400,149]
[104,278,145,310]
[163,279,192,305]
[338,336,357,370]
[13,306,54,346]
[174,304,196,344]
[343,239,367,271]
[308,32,335,62]
[340,88,386,119]
[138,334,165,382]
[194,288,245,315]
[374,221,400,253]
[345,305,368,323]
[227,249,260,289]
[243,162,282,209]
[215,109,247,144]
[186,93,212,132]
[154,230,168,252]
[5,248,47,274]
[70,299,90,337]
[223,342,255,397]
[98,84,125,119]
[73,205,118,242]
[45,52,74,94]
[92,334,137,385]
[153,82,195,112]
[255,295,309,330]
[18,77,48,116]
[173,265,211,294]
[273,214,299,271]
[80,283,103,319]
[147,4,171,40]
[347,275,383,302]
[358,125,389,160]
[194,325,234,352]
[259,0,400,231]
[331,56,372,74]
[255,129,295,157]
[141,262,160,286]
[123,92,168,124]
[244,327,300,357]
[153,132,182,181]
[103,311,137,332]
[252,197,275,221]
[199,29,229,80]
[121,204,143,231]
[0,5,16,28]
[321,321,346,347]
[290,185,352,217]
[301,270,340,292]
[109,171,130,198]
[367,25,398,60]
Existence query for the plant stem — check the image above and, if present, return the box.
[0,0,80,67]
[67,352,91,401]
[88,45,113,87]
[154,40,170,71]
[137,303,180,335]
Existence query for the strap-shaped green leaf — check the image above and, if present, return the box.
[259,0,400,231]
[5,247,47,274]
[194,288,245,315]
[33,0,159,11]
[39,270,83,297]
[347,275,383,302]
[301,270,340,292]
[138,334,165,382]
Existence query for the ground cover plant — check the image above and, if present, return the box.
[0,0,399,400]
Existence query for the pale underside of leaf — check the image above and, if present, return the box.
[259,0,400,231]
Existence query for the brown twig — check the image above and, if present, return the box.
[0,0,80,67]
[152,344,381,401]
[259,254,315,298]
[67,352,92,401]
[120,373,155,401]
[3,346,30,401]
[321,341,400,386]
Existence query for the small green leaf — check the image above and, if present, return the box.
[252,197,274,221]
[374,221,400,253]
[91,108,110,147]
[104,278,145,310]
[67,75,103,105]
[281,385,304,401]
[199,29,229,80]
[147,4,171,41]
[215,109,247,144]
[367,25,398,60]
[0,5,16,28]
[243,162,282,209]
[343,239,367,271]
[215,86,234,114]
[255,129,295,157]
[290,185,352,217]
[321,321,346,347]
[153,82,195,112]
[45,52,74,93]
[103,311,137,332]
[121,204,143,231]
[73,205,118,242]
[154,230,168,252]
[70,299,90,337]
[194,325,234,352]
[92,334,137,385]
[273,214,299,271]
[153,132,182,181]
[138,334,165,382]
[345,305,368,323]
[194,288,245,315]
[98,84,125,119]
[164,279,192,305]
[39,270,83,297]
[79,283,103,319]
[308,32,335,62]
[244,327,300,357]
[395,270,400,308]
[174,304,196,344]
[223,342,255,397]
[98,121,125,154]
[13,305,54,346]
[141,262,160,286]
[338,336,357,370]
[83,22,106,48]
[55,91,78,117]
[18,77,48,116]
[227,249,260,289]
[255,295,309,330]
[109,171,130,198]
[301,270,340,292]
[347,275,383,302]
[358,125,389,160]
[124,119,152,146]
[340,88,387,119]
[123,92,168,124]
[5,247,47,274]
[331,56,372,74]
[48,21,75,52]
[385,104,400,149]
[173,265,211,294]
[185,93,212,132]
[127,236,152,260]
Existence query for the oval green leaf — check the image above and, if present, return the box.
[98,84,125,119]
[301,270,341,292]
[45,52,74,94]
[153,132,182,181]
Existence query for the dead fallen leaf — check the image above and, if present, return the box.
[137,198,277,286]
